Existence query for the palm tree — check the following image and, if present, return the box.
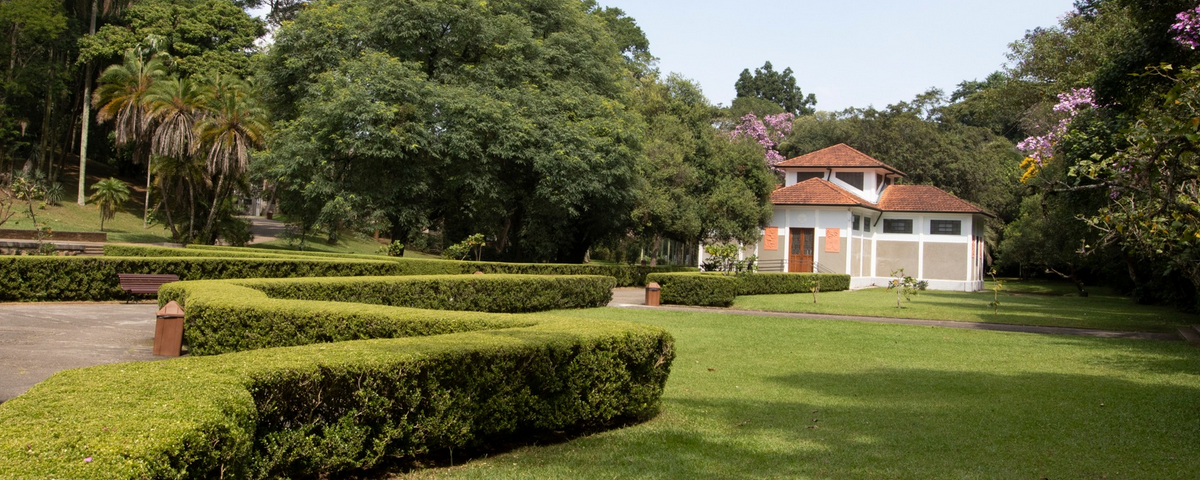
[93,49,165,148]
[88,177,131,231]
[142,75,202,229]
[77,0,138,205]
[195,75,268,243]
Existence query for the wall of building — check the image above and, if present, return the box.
[922,242,969,280]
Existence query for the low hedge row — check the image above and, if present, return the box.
[647,273,740,307]
[160,275,616,355]
[0,256,415,301]
[735,272,852,295]
[0,278,674,479]
[183,244,696,286]
[646,272,852,307]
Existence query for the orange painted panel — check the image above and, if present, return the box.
[825,228,841,253]
[763,227,779,250]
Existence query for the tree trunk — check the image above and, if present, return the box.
[143,158,152,228]
[77,0,98,205]
[649,234,663,267]
[202,172,226,243]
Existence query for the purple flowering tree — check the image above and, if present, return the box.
[731,112,794,169]
[1171,6,1200,49]
[1015,87,1098,182]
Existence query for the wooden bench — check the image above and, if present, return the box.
[117,274,180,304]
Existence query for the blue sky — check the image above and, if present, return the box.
[599,0,1077,111]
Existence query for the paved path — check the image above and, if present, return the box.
[0,303,161,402]
[242,216,287,244]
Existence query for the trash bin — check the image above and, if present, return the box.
[645,282,661,306]
[154,301,185,357]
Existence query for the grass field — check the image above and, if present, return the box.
[386,307,1200,480]
[729,280,1195,333]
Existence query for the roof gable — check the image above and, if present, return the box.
[776,143,905,175]
[771,178,876,208]
[877,185,992,216]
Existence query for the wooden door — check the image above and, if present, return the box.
[788,228,814,273]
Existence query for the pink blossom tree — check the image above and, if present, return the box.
[731,112,794,170]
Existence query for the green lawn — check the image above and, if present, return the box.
[388,307,1200,480]
[729,280,1195,333]
[3,198,174,244]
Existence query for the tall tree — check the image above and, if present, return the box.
[262,0,641,262]
[195,74,266,243]
[734,61,816,116]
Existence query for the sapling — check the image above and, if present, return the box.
[987,268,1004,314]
[886,268,928,308]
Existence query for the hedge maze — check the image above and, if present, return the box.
[0,259,675,479]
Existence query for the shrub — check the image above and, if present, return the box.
[160,275,616,355]
[0,278,673,479]
[734,272,851,295]
[646,272,739,307]
[645,272,852,307]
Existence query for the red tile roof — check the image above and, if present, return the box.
[771,178,878,208]
[776,143,905,175]
[771,179,993,217]
[877,185,992,216]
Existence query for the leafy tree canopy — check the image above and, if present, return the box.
[734,61,816,116]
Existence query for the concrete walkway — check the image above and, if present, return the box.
[241,216,288,244]
[0,303,161,402]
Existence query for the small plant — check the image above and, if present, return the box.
[703,244,757,275]
[442,233,486,261]
[987,268,1004,314]
[88,177,131,231]
[378,240,405,257]
[805,275,820,303]
[886,268,928,308]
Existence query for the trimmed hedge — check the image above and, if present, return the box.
[0,278,673,479]
[0,256,418,301]
[184,244,696,287]
[646,272,852,307]
[160,275,616,355]
[646,273,739,307]
[735,272,851,295]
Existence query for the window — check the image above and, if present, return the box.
[883,219,913,234]
[876,174,883,188]
[864,217,871,232]
[852,215,861,231]
[835,171,864,190]
[931,219,962,235]
[795,172,823,183]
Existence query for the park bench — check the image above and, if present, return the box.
[117,273,180,304]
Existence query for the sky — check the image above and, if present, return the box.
[598,0,1078,111]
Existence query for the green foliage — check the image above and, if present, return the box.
[88,177,131,231]
[378,241,405,257]
[886,268,929,308]
[734,61,816,116]
[442,233,486,261]
[160,275,615,355]
[646,272,739,307]
[701,244,757,275]
[0,278,673,479]
[260,0,643,262]
[79,0,264,77]
[646,272,851,307]
[733,272,850,296]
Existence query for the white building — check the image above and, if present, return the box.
[717,144,993,291]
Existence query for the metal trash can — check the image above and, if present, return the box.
[154,301,185,357]
[645,282,661,306]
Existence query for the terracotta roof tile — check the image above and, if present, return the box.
[776,143,905,175]
[877,185,992,216]
[770,178,877,208]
